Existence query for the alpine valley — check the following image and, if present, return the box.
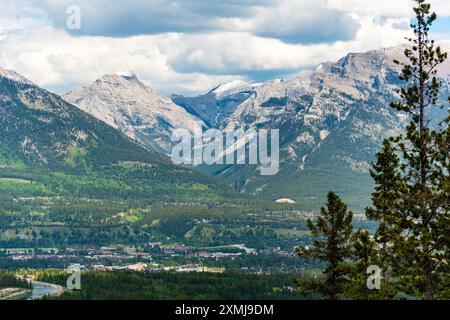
[65,44,450,210]
[0,66,243,251]
[0,45,447,291]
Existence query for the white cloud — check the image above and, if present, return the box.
[220,0,361,44]
[0,0,449,95]
[327,0,450,17]
[0,26,245,95]
[35,0,361,44]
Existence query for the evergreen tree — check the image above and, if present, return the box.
[295,191,353,300]
[368,0,449,299]
[365,139,409,293]
[433,112,450,299]
[344,230,377,299]
[344,230,396,300]
[366,140,405,265]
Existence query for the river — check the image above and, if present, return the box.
[28,281,64,300]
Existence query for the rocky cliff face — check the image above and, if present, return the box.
[63,72,204,154]
[175,44,450,209]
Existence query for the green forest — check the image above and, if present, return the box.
[0,271,31,290]
[37,270,304,300]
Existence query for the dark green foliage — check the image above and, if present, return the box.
[344,230,396,300]
[294,192,353,299]
[365,140,405,273]
[367,0,450,299]
[37,271,304,300]
[0,271,31,289]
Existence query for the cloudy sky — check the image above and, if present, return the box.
[1,0,450,95]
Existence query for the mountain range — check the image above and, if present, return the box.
[181,45,450,209]
[0,68,229,203]
[62,44,450,210]
[1,43,449,210]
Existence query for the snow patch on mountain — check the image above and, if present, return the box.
[208,80,249,96]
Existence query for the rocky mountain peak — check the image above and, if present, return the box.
[94,71,148,90]
[63,72,204,154]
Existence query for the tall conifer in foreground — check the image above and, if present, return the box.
[295,192,353,300]
[433,111,450,299]
[368,0,449,299]
[344,230,391,300]
[366,140,405,272]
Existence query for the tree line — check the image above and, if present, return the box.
[0,272,32,289]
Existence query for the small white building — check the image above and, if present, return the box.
[274,198,296,204]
